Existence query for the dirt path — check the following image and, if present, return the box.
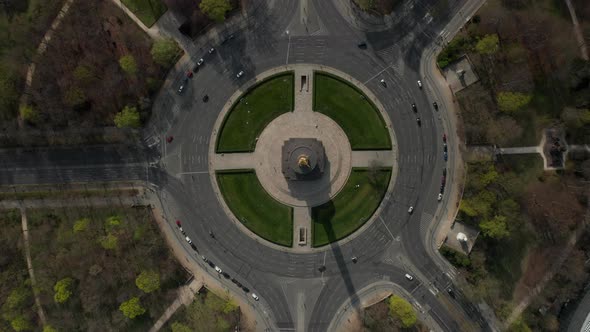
[19,207,48,326]
[564,0,589,60]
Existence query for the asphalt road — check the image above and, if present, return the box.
[0,0,492,331]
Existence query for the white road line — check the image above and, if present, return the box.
[363,65,393,85]
[177,171,209,175]
[378,216,395,240]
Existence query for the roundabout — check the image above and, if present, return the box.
[209,65,397,250]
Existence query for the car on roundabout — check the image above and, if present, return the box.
[408,206,414,214]
[251,293,259,301]
[405,274,414,281]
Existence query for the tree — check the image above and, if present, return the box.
[10,315,32,332]
[19,104,39,124]
[223,298,238,313]
[105,215,122,231]
[0,66,19,120]
[388,295,417,328]
[480,215,510,239]
[199,0,232,22]
[5,286,31,310]
[54,277,74,303]
[135,270,160,293]
[119,55,137,75]
[216,317,230,331]
[151,38,180,67]
[562,107,590,129]
[475,34,499,55]
[171,322,192,332]
[486,117,523,146]
[496,92,532,113]
[43,325,58,332]
[114,106,141,128]
[73,218,90,233]
[119,297,146,319]
[63,87,86,107]
[73,64,94,83]
[508,317,532,332]
[99,234,118,250]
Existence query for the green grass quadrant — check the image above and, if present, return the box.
[313,72,392,150]
[312,168,392,247]
[216,72,295,153]
[216,170,294,247]
[121,0,167,27]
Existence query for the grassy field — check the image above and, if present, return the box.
[27,207,187,331]
[216,170,293,246]
[312,168,391,247]
[0,210,42,331]
[165,288,241,332]
[216,73,294,153]
[313,73,391,150]
[121,0,167,27]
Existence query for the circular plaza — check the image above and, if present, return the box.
[209,65,398,250]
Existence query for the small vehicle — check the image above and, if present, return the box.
[447,287,456,298]
[208,261,215,268]
[440,185,445,193]
[443,168,447,176]
[433,101,438,109]
[444,145,448,153]
[208,231,215,238]
[186,71,193,78]
[176,220,182,227]
[442,133,447,142]
[444,151,448,161]
[357,41,367,49]
[417,80,422,88]
[201,255,208,262]
[166,136,174,143]
[236,71,244,78]
[411,103,417,112]
[242,286,250,293]
[405,273,414,281]
[251,293,259,301]
[380,79,386,86]
[196,58,204,66]
[416,117,421,126]
[441,176,446,185]
[438,193,443,201]
[214,266,222,274]
[184,236,192,244]
[177,83,186,94]
[222,272,230,279]
[202,95,209,102]
[231,278,238,284]
[351,256,358,263]
[208,47,215,54]
[408,206,414,214]
[190,243,197,251]
[236,281,243,288]
[179,227,186,235]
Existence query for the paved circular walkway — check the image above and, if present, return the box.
[254,111,351,207]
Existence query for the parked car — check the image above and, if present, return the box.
[380,79,386,86]
[411,103,417,112]
[179,227,186,235]
[408,206,414,214]
[166,136,174,143]
[196,58,204,66]
[433,101,438,109]
[214,266,222,273]
[417,80,422,88]
[201,255,208,262]
[444,151,448,161]
[443,168,447,176]
[184,236,192,244]
[438,193,443,201]
[208,261,215,268]
[405,273,414,281]
[176,220,182,227]
[251,293,259,301]
[236,70,244,78]
[222,272,230,279]
[208,47,215,54]
[177,80,187,94]
[242,286,250,293]
[186,71,193,78]
[443,143,448,152]
[442,133,447,142]
[447,287,456,298]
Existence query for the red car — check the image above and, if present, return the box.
[175,220,181,227]
[186,71,193,78]
[442,133,447,142]
[166,136,174,143]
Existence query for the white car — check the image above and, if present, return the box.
[417,80,422,88]
[405,273,414,281]
[214,266,222,273]
[184,236,192,244]
[251,293,259,301]
[208,47,215,54]
[236,70,244,78]
[196,58,204,66]
[438,193,443,201]
[408,206,414,214]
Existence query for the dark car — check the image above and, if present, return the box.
[442,133,447,142]
[357,41,367,49]
[208,261,215,268]
[433,101,438,109]
[444,151,448,161]
[222,272,230,279]
[236,282,243,288]
[416,117,421,126]
[231,278,238,284]
[443,143,448,152]
[447,288,456,298]
[202,95,209,102]
[443,168,447,176]
[411,103,417,112]
[242,286,250,293]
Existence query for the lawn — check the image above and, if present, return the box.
[216,170,293,246]
[27,207,187,331]
[216,73,294,153]
[312,168,391,247]
[0,210,42,331]
[313,72,391,150]
[165,288,241,332]
[121,0,167,27]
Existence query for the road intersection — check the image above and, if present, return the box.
[0,0,495,331]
